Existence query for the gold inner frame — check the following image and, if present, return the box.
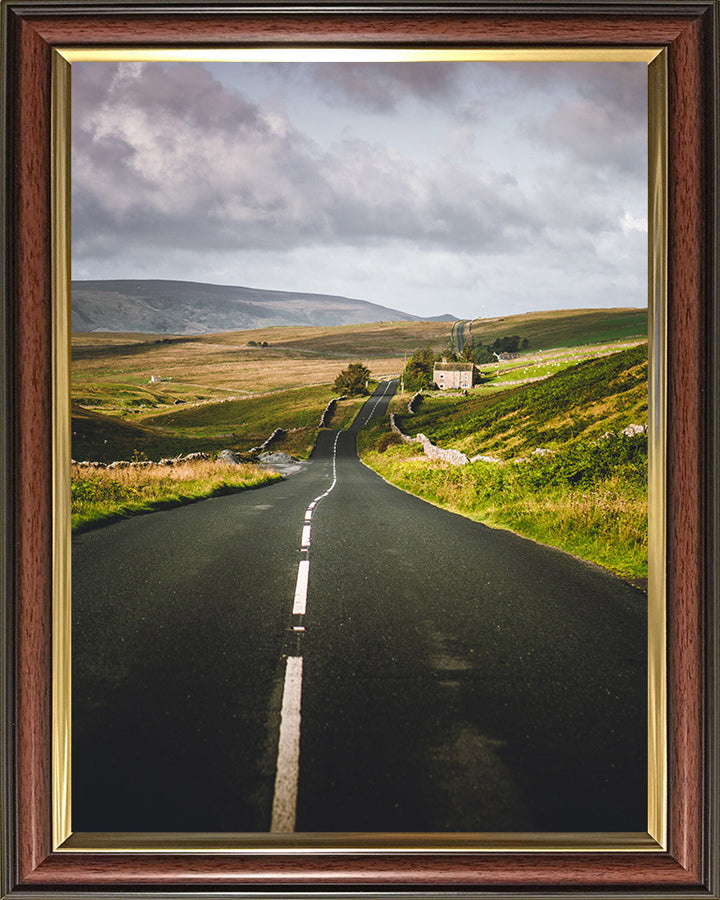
[52,46,668,854]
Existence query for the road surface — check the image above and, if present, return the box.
[72,381,647,833]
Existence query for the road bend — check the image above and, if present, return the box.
[72,380,646,833]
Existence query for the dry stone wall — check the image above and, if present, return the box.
[389,413,469,465]
[319,396,346,427]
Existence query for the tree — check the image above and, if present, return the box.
[441,345,458,362]
[334,362,371,396]
[403,347,437,391]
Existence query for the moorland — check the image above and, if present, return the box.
[71,307,649,581]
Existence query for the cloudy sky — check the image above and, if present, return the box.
[71,58,648,320]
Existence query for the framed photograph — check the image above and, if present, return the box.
[1,1,717,897]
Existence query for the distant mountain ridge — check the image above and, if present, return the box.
[71,279,456,334]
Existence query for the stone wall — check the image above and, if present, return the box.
[407,392,423,414]
[249,427,287,454]
[319,396,347,427]
[389,413,469,465]
[73,451,211,469]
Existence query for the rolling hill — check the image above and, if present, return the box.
[71,279,456,334]
[394,343,648,459]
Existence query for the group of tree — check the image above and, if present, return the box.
[336,332,531,398]
[491,335,529,353]
[442,334,530,365]
[247,340,269,347]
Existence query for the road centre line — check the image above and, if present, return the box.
[293,560,310,615]
[362,379,394,424]
[270,656,303,833]
[270,430,343,832]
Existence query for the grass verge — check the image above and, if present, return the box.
[72,459,281,531]
[359,424,647,583]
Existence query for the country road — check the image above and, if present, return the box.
[72,381,647,834]
[450,319,468,355]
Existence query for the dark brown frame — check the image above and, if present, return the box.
[1,1,718,896]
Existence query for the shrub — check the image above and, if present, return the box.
[376,431,403,452]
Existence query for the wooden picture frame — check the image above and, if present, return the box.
[1,1,717,895]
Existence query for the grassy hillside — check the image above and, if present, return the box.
[361,345,648,582]
[72,333,400,404]
[140,385,366,459]
[467,307,647,350]
[72,387,367,463]
[71,307,646,407]
[71,404,197,463]
[397,344,648,458]
[71,308,647,469]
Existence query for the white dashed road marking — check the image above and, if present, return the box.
[270,386,393,833]
[361,379,394,424]
[292,560,310,615]
[270,656,303,832]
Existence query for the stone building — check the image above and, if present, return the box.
[433,362,475,390]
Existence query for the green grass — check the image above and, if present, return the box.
[361,436,647,581]
[359,347,649,582]
[399,344,648,459]
[71,459,281,531]
[71,403,251,463]
[468,308,647,351]
[72,384,364,463]
[142,384,335,434]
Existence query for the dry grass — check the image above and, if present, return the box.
[71,459,280,530]
[72,336,402,405]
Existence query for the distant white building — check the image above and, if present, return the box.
[149,375,162,384]
[433,363,475,390]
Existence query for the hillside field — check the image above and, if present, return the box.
[360,344,649,582]
[71,307,646,419]
[71,309,650,555]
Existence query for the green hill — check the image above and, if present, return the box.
[395,344,648,459]
[361,345,649,582]
[466,307,647,352]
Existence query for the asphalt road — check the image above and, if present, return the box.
[72,381,647,834]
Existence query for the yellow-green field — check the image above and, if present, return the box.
[71,310,650,551]
[359,345,649,583]
[71,459,282,531]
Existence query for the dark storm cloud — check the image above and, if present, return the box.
[72,61,541,261]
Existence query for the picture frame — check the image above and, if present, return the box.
[1,1,718,896]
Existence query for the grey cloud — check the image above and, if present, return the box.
[487,61,645,108]
[271,61,460,112]
[519,63,647,176]
[72,62,542,260]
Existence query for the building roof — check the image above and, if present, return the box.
[433,362,474,371]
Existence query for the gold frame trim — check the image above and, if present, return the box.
[52,49,73,851]
[58,48,661,64]
[647,49,668,853]
[52,46,667,855]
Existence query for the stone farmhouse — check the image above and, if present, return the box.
[433,362,475,390]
